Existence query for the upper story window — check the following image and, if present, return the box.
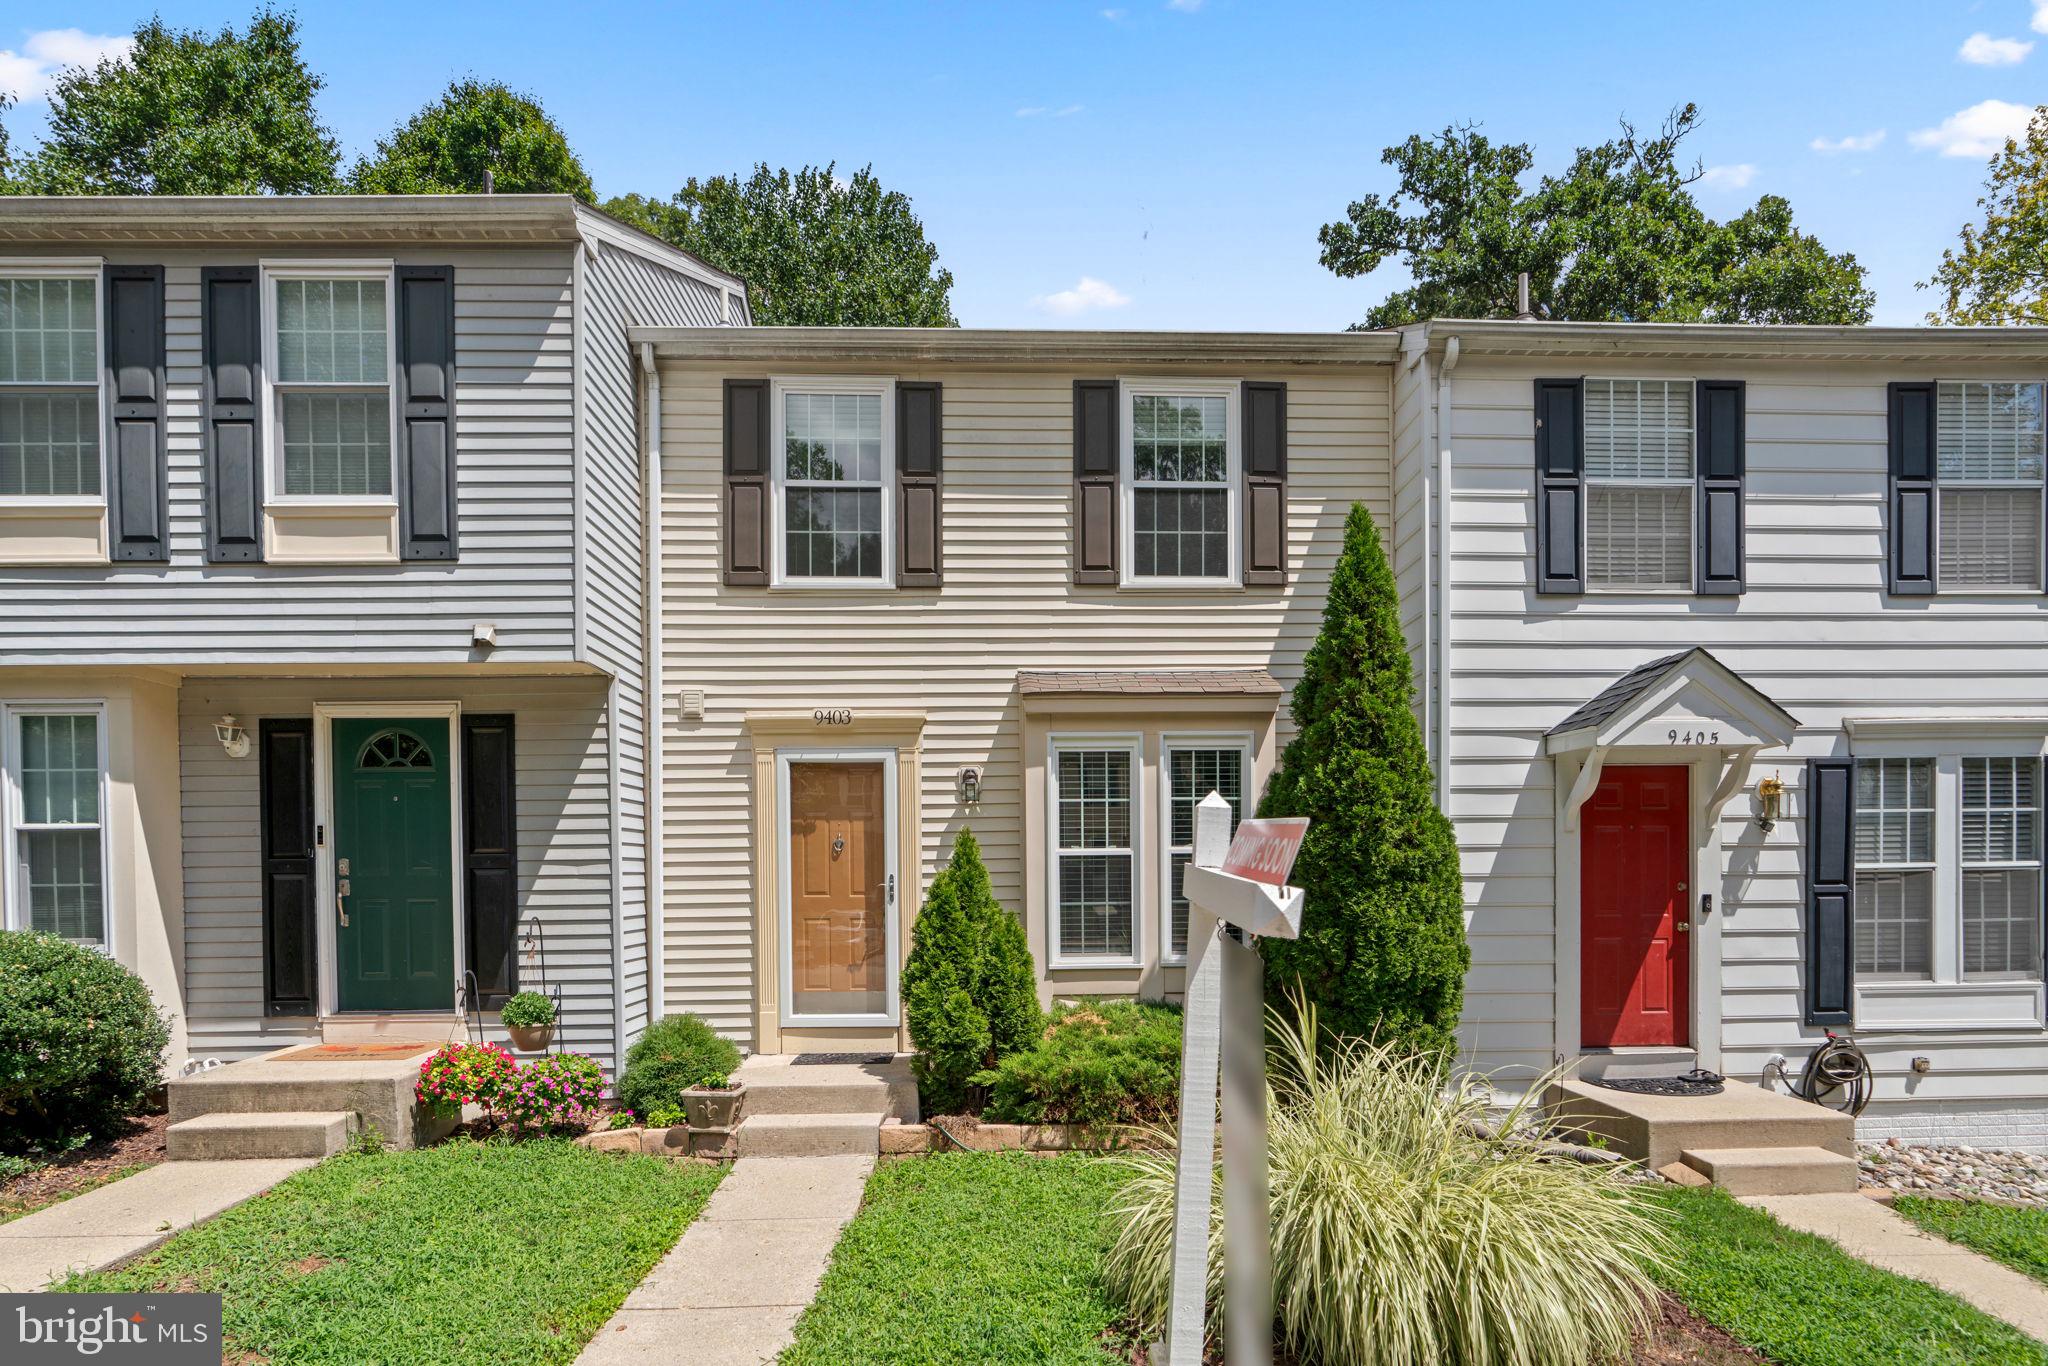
[0,270,101,501]
[1937,381,2044,590]
[3,706,107,949]
[1122,383,1239,585]
[1584,378,1692,591]
[773,379,893,585]
[266,268,395,501]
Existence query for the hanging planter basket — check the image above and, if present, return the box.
[506,1022,557,1053]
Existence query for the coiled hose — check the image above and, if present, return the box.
[1792,1032,1874,1116]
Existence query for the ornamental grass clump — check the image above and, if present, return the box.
[1103,1003,1665,1366]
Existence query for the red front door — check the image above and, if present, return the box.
[1581,765,1690,1048]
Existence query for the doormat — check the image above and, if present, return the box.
[268,1042,444,1062]
[1587,1069,1726,1098]
[791,1053,895,1066]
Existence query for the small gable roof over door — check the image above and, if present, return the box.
[1544,647,1798,754]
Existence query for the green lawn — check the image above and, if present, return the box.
[1638,1185,2048,1365]
[59,1139,723,1366]
[782,1153,1133,1366]
[1897,1196,2048,1286]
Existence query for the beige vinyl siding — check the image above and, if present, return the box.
[1434,356,2048,1101]
[658,360,1392,1046]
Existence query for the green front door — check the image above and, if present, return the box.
[333,717,455,1012]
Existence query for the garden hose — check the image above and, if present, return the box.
[1794,1032,1874,1117]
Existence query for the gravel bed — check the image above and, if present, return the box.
[1860,1136,2048,1204]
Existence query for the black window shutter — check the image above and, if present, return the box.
[1073,379,1119,584]
[104,265,168,562]
[1888,381,1937,596]
[260,718,317,1016]
[896,381,942,587]
[1243,381,1287,586]
[201,267,263,563]
[1805,757,1856,1026]
[1534,378,1584,594]
[724,379,771,585]
[1695,379,1746,595]
[397,266,458,560]
[462,713,519,1007]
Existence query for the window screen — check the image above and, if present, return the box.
[1131,392,1230,580]
[0,276,100,498]
[273,277,392,498]
[1962,757,2041,978]
[1853,757,1934,978]
[1055,746,1135,958]
[1937,382,2045,590]
[13,712,105,946]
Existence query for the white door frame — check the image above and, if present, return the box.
[313,701,465,1018]
[775,746,900,1030]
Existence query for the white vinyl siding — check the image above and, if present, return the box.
[0,273,101,499]
[270,274,394,499]
[1962,757,2041,979]
[1938,381,2044,590]
[1052,740,1139,963]
[1854,757,1935,980]
[1127,389,1235,582]
[1584,378,1692,590]
[4,706,107,947]
[1163,741,1247,961]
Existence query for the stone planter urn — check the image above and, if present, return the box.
[682,1081,747,1130]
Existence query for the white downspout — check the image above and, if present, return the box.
[1434,335,1461,816]
[638,341,665,1031]
[1400,330,1434,790]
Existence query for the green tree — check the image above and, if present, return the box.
[1257,504,1468,1056]
[605,163,956,325]
[902,829,1040,1114]
[350,78,593,200]
[10,9,337,195]
[1924,104,2048,324]
[1320,104,1872,327]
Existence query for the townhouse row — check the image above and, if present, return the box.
[3,198,2046,1145]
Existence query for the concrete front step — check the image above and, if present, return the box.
[168,1046,441,1150]
[736,1056,919,1122]
[167,1110,355,1161]
[736,1112,883,1158]
[1547,1077,1856,1171]
[1680,1146,1861,1196]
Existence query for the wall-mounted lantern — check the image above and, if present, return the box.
[1755,772,1785,833]
[959,766,983,805]
[214,715,251,759]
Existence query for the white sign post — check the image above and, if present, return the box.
[1158,795,1306,1365]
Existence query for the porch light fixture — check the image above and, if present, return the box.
[213,715,251,759]
[1755,772,1785,833]
[958,766,983,805]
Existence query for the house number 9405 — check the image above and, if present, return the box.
[813,709,853,727]
[1668,728,1721,745]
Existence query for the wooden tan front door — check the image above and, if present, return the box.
[788,761,889,1019]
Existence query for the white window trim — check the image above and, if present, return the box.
[1582,374,1695,595]
[259,259,400,509]
[768,375,895,589]
[1157,731,1253,967]
[1047,732,1144,969]
[0,699,113,958]
[0,258,109,508]
[774,746,901,1028]
[1118,378,1241,588]
[1933,379,2047,595]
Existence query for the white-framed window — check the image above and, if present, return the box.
[1961,757,2041,979]
[0,262,104,502]
[1048,736,1141,966]
[1584,377,1693,591]
[1853,757,1935,980]
[1161,736,1250,963]
[262,262,397,502]
[1121,380,1239,585]
[2,703,110,950]
[1937,381,2045,591]
[771,377,893,586]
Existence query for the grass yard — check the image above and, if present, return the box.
[781,1153,1133,1366]
[1896,1196,2048,1286]
[60,1138,723,1366]
[1638,1185,2048,1366]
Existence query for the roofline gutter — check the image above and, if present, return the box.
[629,327,1402,368]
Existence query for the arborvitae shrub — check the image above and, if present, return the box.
[1257,503,1468,1056]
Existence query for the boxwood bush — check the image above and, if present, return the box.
[979,1000,1182,1126]
[0,930,170,1149]
[618,1013,741,1115]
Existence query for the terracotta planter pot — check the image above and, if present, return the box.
[683,1081,747,1129]
[506,1022,556,1052]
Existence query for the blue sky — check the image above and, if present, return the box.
[3,2,2042,328]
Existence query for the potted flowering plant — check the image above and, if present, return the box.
[500,990,557,1052]
[415,1042,518,1122]
[500,1052,605,1134]
[681,1062,746,1130]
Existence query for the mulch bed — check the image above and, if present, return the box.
[0,1112,169,1221]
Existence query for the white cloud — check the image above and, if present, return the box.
[1015,104,1083,118]
[0,28,133,101]
[1100,8,1128,18]
[1165,0,1203,10]
[1809,130,1885,153]
[1031,276,1131,316]
[1910,99,2037,157]
[1960,32,2034,65]
[2034,0,2048,34]
[1699,163,1757,190]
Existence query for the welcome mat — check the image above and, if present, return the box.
[791,1053,894,1066]
[268,1042,443,1062]
[1586,1069,1726,1098]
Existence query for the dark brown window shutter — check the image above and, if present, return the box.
[1534,378,1585,595]
[1888,381,1936,596]
[1242,381,1287,585]
[896,381,942,587]
[260,718,317,1016]
[724,378,771,585]
[1805,758,1856,1025]
[201,267,264,563]
[1695,379,1746,595]
[397,265,457,561]
[462,713,519,1007]
[104,265,168,562]
[1073,379,1119,584]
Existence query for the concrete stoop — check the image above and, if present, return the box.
[1678,1145,1860,1196]
[166,1110,356,1161]
[729,1055,916,1158]
[167,1045,444,1155]
[1546,1076,1858,1193]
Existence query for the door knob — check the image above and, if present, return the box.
[832,835,845,855]
[1675,919,1690,933]
[337,878,351,929]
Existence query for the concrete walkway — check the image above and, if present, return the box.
[1750,1193,2048,1342]
[0,1158,315,1291]
[578,1154,873,1366]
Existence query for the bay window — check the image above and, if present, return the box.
[1163,739,1248,962]
[1050,738,1139,964]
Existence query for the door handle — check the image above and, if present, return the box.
[886,873,896,905]
[1675,919,1690,933]
[337,878,351,929]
